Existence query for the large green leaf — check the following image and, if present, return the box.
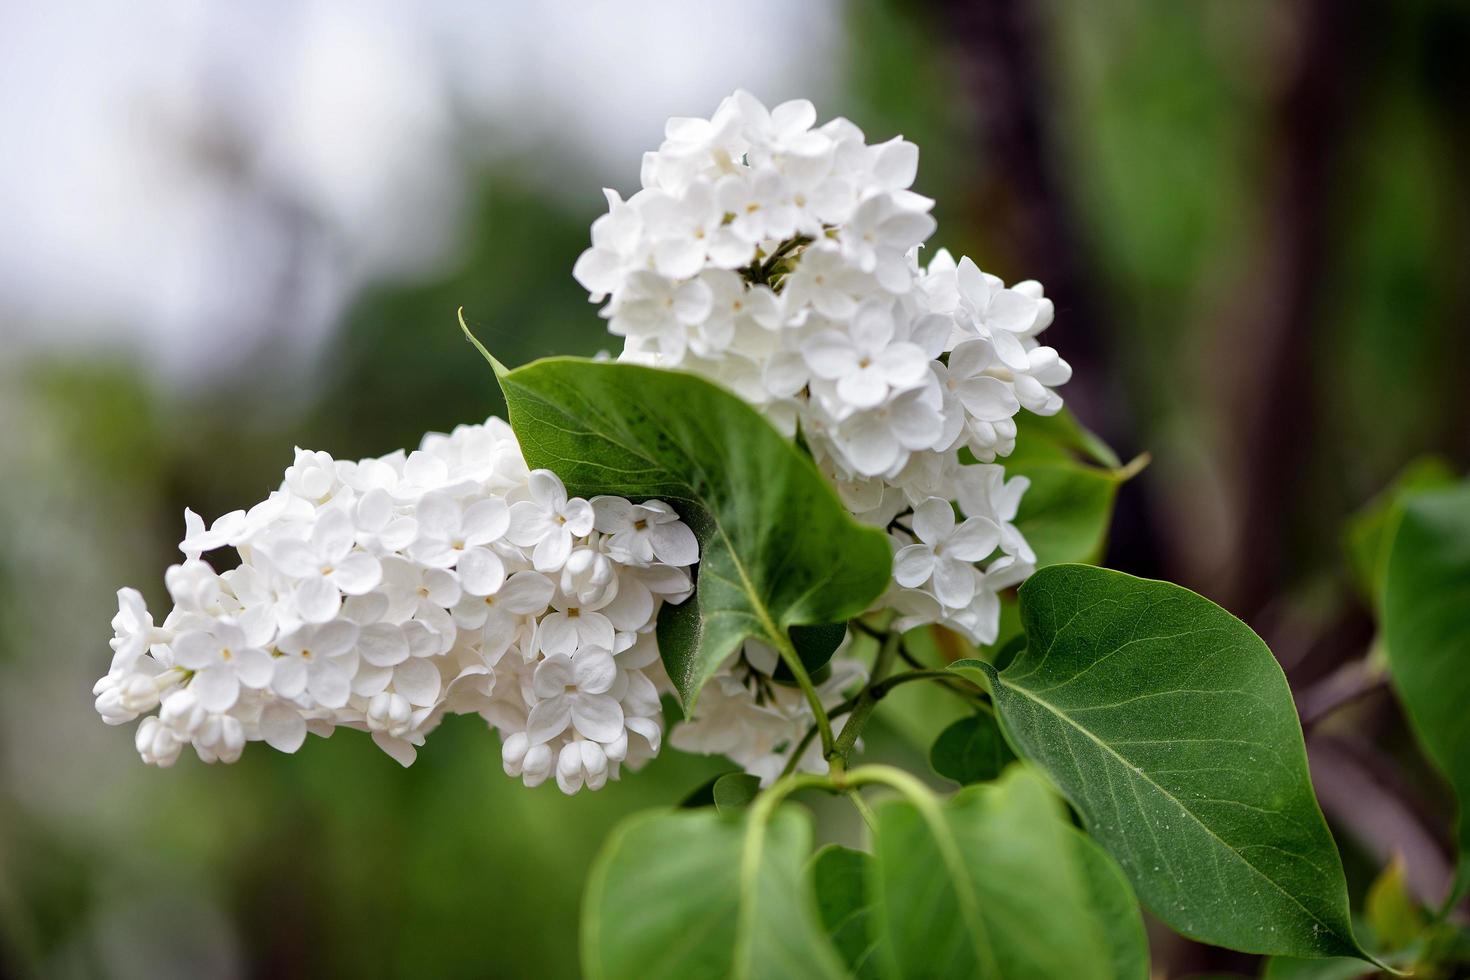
[582,806,845,980]
[969,564,1369,960]
[1384,483,1470,907]
[869,765,1148,979]
[808,845,881,979]
[491,356,891,709]
[1001,410,1145,567]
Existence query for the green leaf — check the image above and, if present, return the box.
[677,772,728,809]
[808,845,881,979]
[1365,858,1424,953]
[929,713,1016,785]
[974,563,1369,960]
[493,357,891,709]
[1001,411,1146,567]
[1013,407,1123,469]
[1345,457,1456,609]
[869,765,1148,979]
[1261,955,1377,980]
[713,773,762,815]
[582,806,845,980]
[1384,483,1470,908]
[772,622,849,683]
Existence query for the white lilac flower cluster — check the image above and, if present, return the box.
[573,90,1069,769]
[92,419,700,794]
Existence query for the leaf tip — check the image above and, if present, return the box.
[458,307,509,376]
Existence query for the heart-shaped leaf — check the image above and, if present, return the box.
[965,564,1370,960]
[489,355,891,709]
[929,713,1015,785]
[582,806,845,979]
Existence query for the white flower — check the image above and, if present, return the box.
[717,168,799,245]
[271,620,359,709]
[452,570,556,663]
[171,619,274,712]
[500,730,554,788]
[506,470,595,572]
[352,488,418,554]
[524,650,624,745]
[956,464,1035,564]
[605,271,713,362]
[266,509,383,623]
[671,653,864,786]
[407,491,509,574]
[591,497,698,567]
[781,244,872,320]
[572,189,645,301]
[97,90,1076,792]
[944,338,1021,428]
[732,91,829,159]
[955,257,1052,371]
[640,183,751,278]
[108,587,165,672]
[803,299,930,411]
[838,195,934,292]
[135,715,185,767]
[834,383,945,476]
[283,448,340,504]
[893,497,1000,609]
[556,740,610,794]
[537,592,616,656]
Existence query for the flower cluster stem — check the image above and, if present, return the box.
[826,628,902,772]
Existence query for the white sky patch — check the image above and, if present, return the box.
[0,0,843,384]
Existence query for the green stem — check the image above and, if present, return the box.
[870,668,972,698]
[770,628,836,759]
[847,789,878,834]
[826,630,902,771]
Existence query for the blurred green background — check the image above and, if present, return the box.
[2,1,1466,976]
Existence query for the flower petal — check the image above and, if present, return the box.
[526,696,572,744]
[261,703,307,753]
[394,658,442,707]
[570,694,625,743]
[358,623,410,667]
[462,498,510,545]
[573,648,617,695]
[457,547,506,597]
[912,497,956,544]
[191,666,239,712]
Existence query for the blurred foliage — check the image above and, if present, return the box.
[2,0,1467,977]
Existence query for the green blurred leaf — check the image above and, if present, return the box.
[1384,483,1470,908]
[808,845,880,979]
[1001,410,1145,567]
[1365,858,1424,953]
[929,713,1016,785]
[712,773,762,815]
[1345,457,1457,609]
[1261,954,1377,980]
[970,564,1370,960]
[581,806,845,980]
[492,356,891,710]
[869,766,1148,978]
[678,772,732,809]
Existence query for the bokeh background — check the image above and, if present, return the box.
[2,1,1466,977]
